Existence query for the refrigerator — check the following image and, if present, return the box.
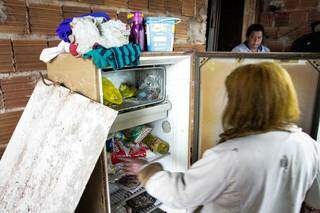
[1,52,319,213]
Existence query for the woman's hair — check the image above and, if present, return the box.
[246,24,265,37]
[219,62,300,142]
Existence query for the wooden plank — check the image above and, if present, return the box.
[0,80,117,212]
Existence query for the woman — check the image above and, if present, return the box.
[124,62,320,213]
[232,24,270,53]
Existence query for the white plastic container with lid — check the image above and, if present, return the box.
[145,17,180,51]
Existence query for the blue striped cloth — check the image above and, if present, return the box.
[83,43,141,70]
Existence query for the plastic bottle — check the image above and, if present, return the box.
[128,11,145,51]
[142,134,169,154]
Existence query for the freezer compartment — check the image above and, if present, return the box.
[101,66,166,112]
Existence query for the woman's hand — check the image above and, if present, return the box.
[122,159,148,175]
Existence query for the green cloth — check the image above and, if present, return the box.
[83,43,141,70]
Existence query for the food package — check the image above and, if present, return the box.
[124,125,152,144]
[107,152,123,175]
[137,73,161,101]
[119,83,137,99]
[142,134,169,154]
[102,77,123,105]
[111,140,147,164]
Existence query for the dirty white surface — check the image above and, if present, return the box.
[0,80,117,213]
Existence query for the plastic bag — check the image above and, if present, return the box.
[111,140,147,164]
[71,16,102,54]
[137,73,161,101]
[102,77,123,105]
[99,20,130,49]
[119,83,137,99]
[124,125,152,143]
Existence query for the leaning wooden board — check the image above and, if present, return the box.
[0,80,117,212]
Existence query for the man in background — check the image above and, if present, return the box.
[232,24,270,53]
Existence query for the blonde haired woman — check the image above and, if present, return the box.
[124,62,320,213]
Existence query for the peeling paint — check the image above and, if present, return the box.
[188,19,206,44]
[188,2,207,44]
[0,0,7,23]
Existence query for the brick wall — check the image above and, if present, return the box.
[0,0,208,157]
[259,0,320,51]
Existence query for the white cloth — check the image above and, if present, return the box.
[71,16,102,54]
[39,41,70,63]
[70,17,129,54]
[99,20,130,49]
[145,127,320,213]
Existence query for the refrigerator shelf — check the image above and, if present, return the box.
[110,101,172,133]
[108,152,170,183]
[127,200,162,213]
[110,186,146,210]
[136,200,162,213]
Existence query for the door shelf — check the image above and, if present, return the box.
[109,101,172,133]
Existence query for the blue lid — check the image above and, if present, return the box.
[145,17,180,24]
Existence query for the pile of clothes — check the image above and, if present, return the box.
[40,12,141,70]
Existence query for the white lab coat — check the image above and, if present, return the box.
[145,127,320,213]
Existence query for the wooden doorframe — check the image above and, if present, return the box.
[241,0,262,41]
[206,0,222,51]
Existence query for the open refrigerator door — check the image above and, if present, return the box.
[193,53,320,160]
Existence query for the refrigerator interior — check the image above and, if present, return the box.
[101,55,192,213]
[101,66,166,112]
[197,56,320,158]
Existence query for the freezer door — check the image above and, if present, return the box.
[0,80,117,212]
[193,52,320,160]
